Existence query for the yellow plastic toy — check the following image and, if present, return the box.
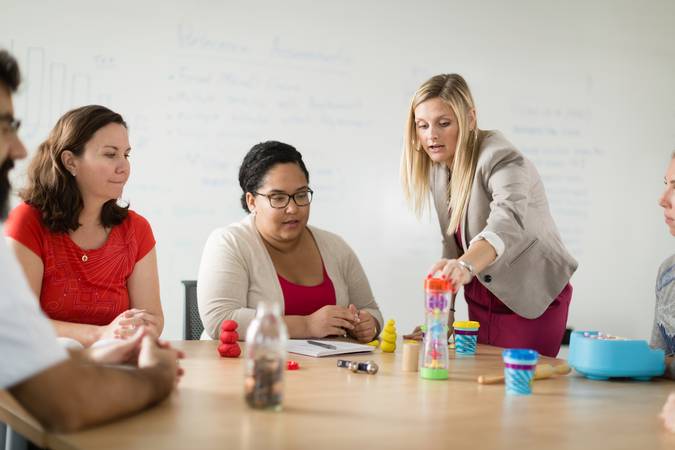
[366,339,380,347]
[380,319,397,353]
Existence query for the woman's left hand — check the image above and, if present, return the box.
[349,308,378,343]
[115,310,161,339]
[428,258,473,288]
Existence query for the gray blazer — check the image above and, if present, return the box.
[431,130,578,319]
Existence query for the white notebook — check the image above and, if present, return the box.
[286,339,375,357]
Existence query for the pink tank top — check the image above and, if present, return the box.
[278,265,337,316]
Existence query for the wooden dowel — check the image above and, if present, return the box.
[477,363,571,384]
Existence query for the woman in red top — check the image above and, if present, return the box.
[4,105,163,347]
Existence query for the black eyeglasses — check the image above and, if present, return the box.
[254,188,314,209]
[0,114,21,133]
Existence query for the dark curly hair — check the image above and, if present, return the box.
[238,141,309,213]
[20,105,129,232]
[0,49,20,92]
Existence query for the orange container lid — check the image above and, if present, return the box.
[424,277,454,292]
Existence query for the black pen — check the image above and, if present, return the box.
[307,340,337,350]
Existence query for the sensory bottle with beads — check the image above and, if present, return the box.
[244,300,288,410]
[420,277,454,380]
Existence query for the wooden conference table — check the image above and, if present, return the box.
[1,341,674,450]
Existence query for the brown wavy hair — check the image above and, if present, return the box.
[20,105,129,232]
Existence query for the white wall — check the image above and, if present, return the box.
[2,0,674,340]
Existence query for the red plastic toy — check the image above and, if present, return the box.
[218,342,241,358]
[286,360,300,370]
[221,320,238,332]
[217,320,241,358]
[220,331,239,344]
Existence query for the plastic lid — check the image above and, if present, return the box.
[424,277,455,292]
[453,320,480,329]
[502,348,539,361]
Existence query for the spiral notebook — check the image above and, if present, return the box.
[286,339,375,357]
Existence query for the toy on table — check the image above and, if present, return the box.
[286,360,300,370]
[568,330,665,381]
[402,340,420,372]
[477,363,571,384]
[379,319,397,353]
[337,359,379,374]
[453,320,480,355]
[366,339,380,347]
[218,320,241,358]
[420,277,455,380]
[502,349,539,395]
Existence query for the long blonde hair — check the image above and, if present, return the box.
[401,73,481,234]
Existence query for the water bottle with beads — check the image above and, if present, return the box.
[420,277,455,380]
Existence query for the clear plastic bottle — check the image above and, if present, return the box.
[420,277,453,380]
[244,300,288,410]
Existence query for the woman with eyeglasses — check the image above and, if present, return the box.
[197,141,383,342]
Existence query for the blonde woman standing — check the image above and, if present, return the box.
[401,74,577,357]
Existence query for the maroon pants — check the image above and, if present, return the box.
[463,281,572,358]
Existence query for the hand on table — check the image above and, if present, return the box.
[348,307,378,343]
[660,392,675,432]
[138,334,185,387]
[306,305,357,338]
[86,327,185,370]
[100,309,161,341]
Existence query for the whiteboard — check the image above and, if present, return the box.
[3,0,675,341]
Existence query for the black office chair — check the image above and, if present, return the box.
[182,280,204,340]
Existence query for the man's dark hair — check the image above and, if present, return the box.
[0,158,13,219]
[0,49,21,92]
[238,141,310,213]
[0,49,21,219]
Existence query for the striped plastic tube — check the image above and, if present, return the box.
[454,330,478,355]
[502,349,539,395]
[453,321,480,355]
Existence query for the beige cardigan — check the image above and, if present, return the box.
[432,130,578,319]
[197,215,383,339]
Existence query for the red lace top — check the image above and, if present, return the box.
[4,202,155,325]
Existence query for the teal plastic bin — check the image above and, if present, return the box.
[568,331,665,381]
